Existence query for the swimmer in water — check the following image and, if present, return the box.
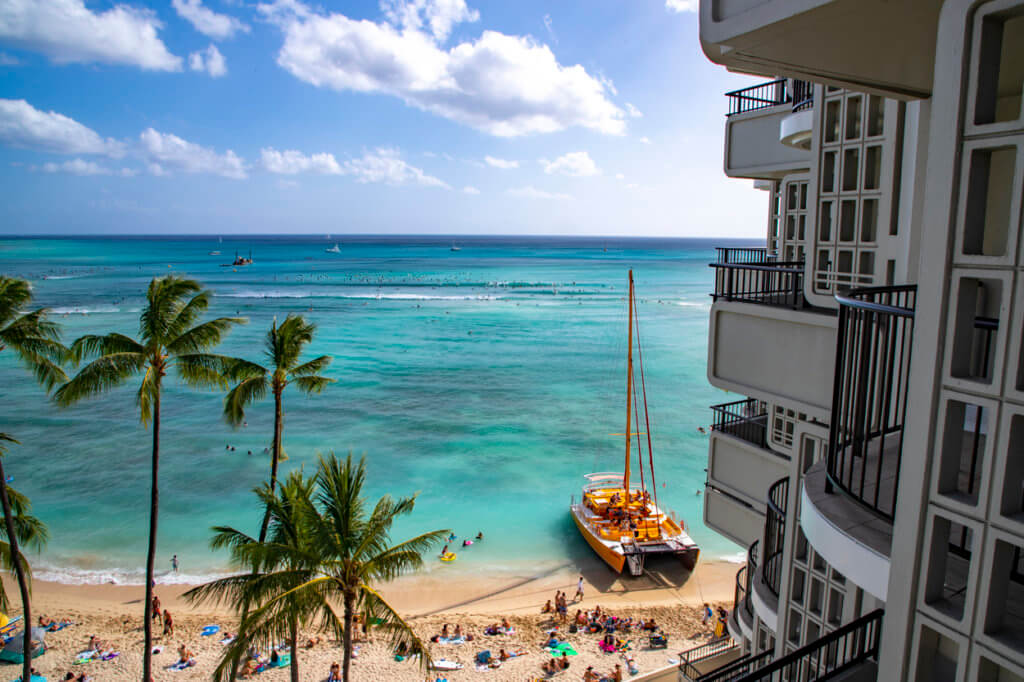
[476,531,484,541]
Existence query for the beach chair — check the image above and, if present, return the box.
[0,616,22,639]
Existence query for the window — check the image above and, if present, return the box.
[978,655,1024,682]
[962,146,1016,258]
[809,578,824,616]
[936,398,990,506]
[792,567,806,604]
[839,200,857,241]
[867,96,885,136]
[983,538,1024,654]
[861,199,878,242]
[999,414,1024,522]
[864,145,882,190]
[974,10,1024,125]
[914,626,960,682]
[949,276,1004,384]
[842,148,860,191]
[924,516,973,621]
[825,99,841,143]
[822,152,836,193]
[845,95,862,139]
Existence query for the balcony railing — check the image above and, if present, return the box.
[762,477,788,598]
[746,540,758,621]
[734,564,748,623]
[731,609,884,682]
[679,637,741,680]
[715,247,772,264]
[711,398,768,449]
[694,650,775,682]
[725,79,814,116]
[710,252,806,308]
[826,286,916,522]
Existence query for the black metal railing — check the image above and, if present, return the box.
[731,609,884,682]
[725,79,814,116]
[715,247,772,264]
[679,637,741,680]
[733,565,748,624]
[826,285,916,522]
[710,260,806,308]
[762,478,788,598]
[711,398,769,449]
[696,650,775,682]
[726,79,789,116]
[745,540,758,621]
[791,80,814,112]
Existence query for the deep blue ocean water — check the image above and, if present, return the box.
[0,235,751,584]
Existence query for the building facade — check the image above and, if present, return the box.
[690,1,1024,681]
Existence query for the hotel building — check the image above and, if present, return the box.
[678,1,1024,681]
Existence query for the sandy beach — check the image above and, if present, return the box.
[3,559,737,681]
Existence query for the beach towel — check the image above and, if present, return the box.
[220,636,236,646]
[201,625,220,636]
[47,622,72,632]
[546,642,577,656]
[264,654,290,670]
[437,636,465,645]
[475,650,491,665]
[166,660,197,671]
[9,676,46,682]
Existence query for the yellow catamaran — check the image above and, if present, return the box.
[570,270,700,576]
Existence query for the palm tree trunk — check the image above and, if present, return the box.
[257,387,284,544]
[142,384,161,682]
[0,458,33,682]
[342,592,354,682]
[289,614,299,682]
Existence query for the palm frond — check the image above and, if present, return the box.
[166,317,246,356]
[164,289,211,341]
[0,277,32,327]
[69,333,143,365]
[141,276,202,346]
[288,354,331,378]
[53,352,146,407]
[363,529,450,582]
[268,314,316,370]
[359,584,433,671]
[292,375,332,395]
[223,375,269,427]
[136,364,158,426]
[174,353,236,390]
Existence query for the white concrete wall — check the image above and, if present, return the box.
[708,431,791,508]
[704,486,765,548]
[725,106,812,179]
[707,301,837,419]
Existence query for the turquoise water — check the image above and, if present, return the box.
[0,236,747,584]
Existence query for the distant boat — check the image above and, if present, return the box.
[208,250,221,256]
[326,243,341,253]
[450,242,461,252]
[221,249,253,267]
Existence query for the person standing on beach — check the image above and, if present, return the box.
[575,576,585,601]
[151,595,161,621]
[162,610,173,636]
[702,603,712,627]
[170,555,178,573]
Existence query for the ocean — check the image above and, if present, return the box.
[0,235,750,585]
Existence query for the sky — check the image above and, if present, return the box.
[0,0,767,236]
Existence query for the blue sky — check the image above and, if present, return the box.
[0,0,765,236]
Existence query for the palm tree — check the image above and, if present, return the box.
[0,435,49,682]
[54,276,245,681]
[0,276,67,392]
[223,314,332,542]
[185,471,319,682]
[190,453,448,682]
[0,276,65,682]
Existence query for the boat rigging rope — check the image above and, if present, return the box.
[633,295,661,524]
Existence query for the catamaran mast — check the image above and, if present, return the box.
[623,270,634,499]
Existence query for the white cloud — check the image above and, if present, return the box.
[507,185,570,200]
[258,0,626,137]
[0,0,181,71]
[172,0,249,39]
[341,148,448,187]
[540,150,599,177]
[119,167,138,177]
[639,136,651,144]
[147,162,168,176]
[542,13,556,43]
[260,147,342,174]
[484,155,518,169]
[380,0,479,42]
[665,0,698,12]
[189,44,227,77]
[0,99,125,156]
[139,128,247,179]
[625,102,642,118]
[462,185,480,194]
[40,158,110,175]
[615,173,624,180]
[0,52,19,66]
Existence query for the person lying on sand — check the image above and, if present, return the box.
[239,659,258,678]
[305,635,322,648]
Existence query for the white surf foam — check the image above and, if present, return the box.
[50,306,121,314]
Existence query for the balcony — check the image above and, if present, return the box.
[706,399,790,547]
[678,638,744,681]
[710,248,806,309]
[750,477,788,630]
[699,0,940,98]
[724,79,813,179]
[729,540,758,641]
[802,285,915,599]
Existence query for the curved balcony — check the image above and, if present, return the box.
[751,479,787,630]
[729,540,757,642]
[802,285,916,600]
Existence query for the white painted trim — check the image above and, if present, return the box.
[750,575,779,632]
[780,110,814,148]
[800,486,890,600]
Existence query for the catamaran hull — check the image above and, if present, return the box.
[571,504,626,573]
